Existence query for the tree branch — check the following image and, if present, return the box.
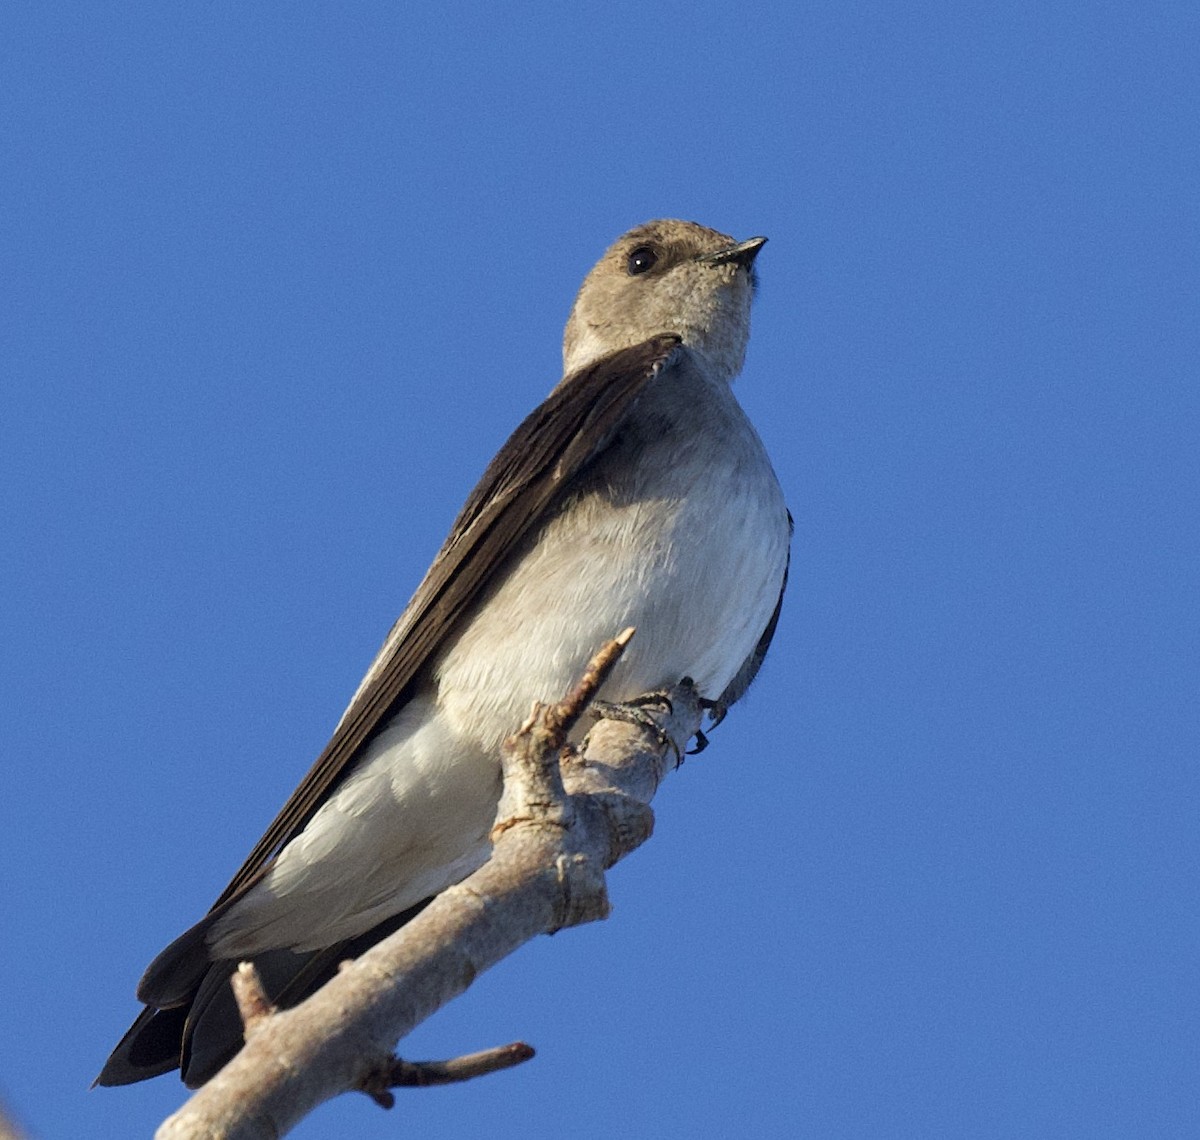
[361,1041,536,1108]
[230,963,275,1035]
[0,1101,29,1140]
[155,630,703,1140]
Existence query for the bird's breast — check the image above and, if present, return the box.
[436,369,788,750]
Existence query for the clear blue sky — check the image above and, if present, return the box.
[3,3,1196,1138]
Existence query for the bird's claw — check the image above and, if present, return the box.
[602,689,675,716]
[697,695,727,729]
[591,679,721,762]
[591,694,679,761]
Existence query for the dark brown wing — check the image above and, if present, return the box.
[214,333,681,911]
[99,335,685,1083]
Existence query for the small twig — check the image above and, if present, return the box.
[492,626,635,844]
[544,626,635,741]
[360,1042,536,1107]
[231,961,275,1034]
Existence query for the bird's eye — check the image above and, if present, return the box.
[626,246,658,276]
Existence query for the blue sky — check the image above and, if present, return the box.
[3,3,1197,1137]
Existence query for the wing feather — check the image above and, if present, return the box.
[209,334,682,907]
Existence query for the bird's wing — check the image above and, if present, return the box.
[134,333,682,1012]
[213,334,681,911]
[715,509,792,712]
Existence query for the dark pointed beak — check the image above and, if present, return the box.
[697,236,768,269]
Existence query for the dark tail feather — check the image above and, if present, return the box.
[94,1005,192,1086]
[97,898,432,1087]
[181,950,320,1086]
[136,895,245,1008]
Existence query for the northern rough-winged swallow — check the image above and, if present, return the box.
[99,219,791,1087]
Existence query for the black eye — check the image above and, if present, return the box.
[626,245,658,276]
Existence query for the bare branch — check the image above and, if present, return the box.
[0,1101,28,1140]
[230,962,275,1035]
[361,1041,536,1107]
[155,631,702,1140]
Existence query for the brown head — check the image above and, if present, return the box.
[562,219,767,381]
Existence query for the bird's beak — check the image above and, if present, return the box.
[697,236,768,268]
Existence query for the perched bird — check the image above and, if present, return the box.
[99,219,791,1087]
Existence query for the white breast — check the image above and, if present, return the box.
[436,361,789,747]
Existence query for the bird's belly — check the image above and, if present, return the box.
[436,458,788,749]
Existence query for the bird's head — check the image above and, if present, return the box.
[563,219,766,381]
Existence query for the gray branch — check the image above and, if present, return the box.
[156,631,703,1140]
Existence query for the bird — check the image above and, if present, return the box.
[98,219,791,1087]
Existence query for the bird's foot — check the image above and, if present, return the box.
[685,695,727,753]
[698,695,727,730]
[591,691,679,761]
[591,678,719,760]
